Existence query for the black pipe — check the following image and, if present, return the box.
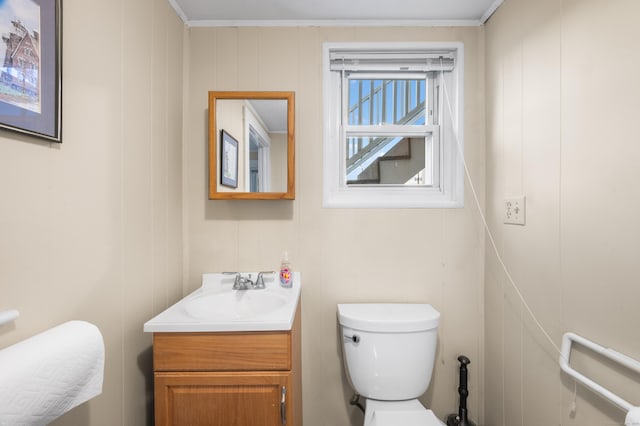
[446,355,476,426]
[349,393,365,414]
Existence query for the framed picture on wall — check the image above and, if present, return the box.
[220,129,238,188]
[0,0,62,142]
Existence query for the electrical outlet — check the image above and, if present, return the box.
[504,196,526,225]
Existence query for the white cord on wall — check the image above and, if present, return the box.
[439,64,563,358]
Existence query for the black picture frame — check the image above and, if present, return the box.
[220,129,238,188]
[0,0,62,142]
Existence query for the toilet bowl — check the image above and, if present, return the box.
[366,400,443,426]
[337,303,445,426]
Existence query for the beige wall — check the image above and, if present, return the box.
[216,99,246,192]
[1,1,635,424]
[485,0,640,425]
[270,132,287,191]
[184,26,486,425]
[0,0,184,425]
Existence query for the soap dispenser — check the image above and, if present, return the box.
[279,252,292,288]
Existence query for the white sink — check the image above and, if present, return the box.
[184,288,289,321]
[143,272,301,333]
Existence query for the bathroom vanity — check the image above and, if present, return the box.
[144,273,302,426]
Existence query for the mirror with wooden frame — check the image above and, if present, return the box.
[208,91,295,200]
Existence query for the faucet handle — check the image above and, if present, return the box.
[223,272,245,289]
[255,271,275,289]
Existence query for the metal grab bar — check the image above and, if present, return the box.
[0,310,19,326]
[559,332,640,425]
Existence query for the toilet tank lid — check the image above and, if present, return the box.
[337,303,440,332]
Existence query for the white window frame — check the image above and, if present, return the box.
[244,103,272,192]
[322,42,465,208]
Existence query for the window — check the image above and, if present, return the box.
[322,42,464,208]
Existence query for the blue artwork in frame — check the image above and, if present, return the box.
[0,0,61,142]
[220,129,238,188]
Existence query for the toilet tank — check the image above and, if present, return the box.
[337,303,440,401]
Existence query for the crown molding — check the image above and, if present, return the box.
[167,0,188,23]
[167,0,503,28]
[186,19,483,28]
[480,0,504,23]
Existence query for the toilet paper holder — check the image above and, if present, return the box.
[0,310,19,326]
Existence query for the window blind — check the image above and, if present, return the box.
[329,50,455,72]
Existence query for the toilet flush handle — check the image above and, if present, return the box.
[344,334,360,344]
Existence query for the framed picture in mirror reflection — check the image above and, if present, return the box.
[220,129,238,188]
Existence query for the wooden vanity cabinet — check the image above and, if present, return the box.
[152,303,302,426]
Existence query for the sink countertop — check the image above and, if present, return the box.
[143,272,301,333]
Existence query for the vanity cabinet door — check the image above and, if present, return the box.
[154,371,292,426]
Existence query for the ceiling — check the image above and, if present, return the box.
[248,100,287,133]
[169,0,503,27]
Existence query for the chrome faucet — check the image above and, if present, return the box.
[234,273,254,290]
[255,271,275,288]
[223,271,275,290]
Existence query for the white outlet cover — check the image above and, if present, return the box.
[504,196,525,225]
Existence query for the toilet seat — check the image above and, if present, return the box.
[365,399,446,426]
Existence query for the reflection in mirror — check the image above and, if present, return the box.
[209,91,295,200]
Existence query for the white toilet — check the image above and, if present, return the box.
[337,303,445,426]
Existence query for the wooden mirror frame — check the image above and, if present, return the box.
[208,91,295,200]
